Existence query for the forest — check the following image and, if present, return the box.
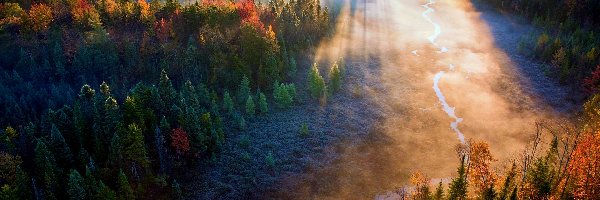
[0,0,331,199]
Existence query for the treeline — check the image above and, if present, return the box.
[478,0,600,92]
[401,94,600,199]
[0,0,331,199]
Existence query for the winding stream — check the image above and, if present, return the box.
[420,0,466,143]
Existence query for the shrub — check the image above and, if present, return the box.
[265,152,275,168]
[308,63,326,99]
[245,95,255,117]
[299,122,309,137]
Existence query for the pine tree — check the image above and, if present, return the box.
[117,170,134,200]
[15,167,31,199]
[95,181,116,200]
[329,61,342,93]
[67,169,86,200]
[172,180,184,200]
[158,69,177,114]
[245,95,255,117]
[238,75,251,104]
[258,92,268,114]
[50,124,73,167]
[223,90,234,114]
[84,166,98,198]
[53,42,67,80]
[434,181,444,200]
[448,156,468,200]
[123,123,149,169]
[308,63,326,99]
[109,132,123,168]
[34,139,57,200]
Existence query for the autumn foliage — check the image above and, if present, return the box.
[567,132,600,199]
[171,128,190,155]
[583,65,600,94]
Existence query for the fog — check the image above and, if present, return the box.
[270,0,571,199]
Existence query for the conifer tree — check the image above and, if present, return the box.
[67,169,86,200]
[258,92,268,114]
[448,156,468,200]
[172,180,184,200]
[50,124,73,167]
[34,139,57,200]
[109,132,123,168]
[123,123,149,169]
[158,69,177,114]
[329,61,342,93]
[52,42,67,80]
[84,166,98,198]
[117,170,134,200]
[95,181,116,200]
[308,63,326,99]
[15,167,31,199]
[238,75,251,104]
[246,95,255,117]
[434,181,444,200]
[223,91,234,114]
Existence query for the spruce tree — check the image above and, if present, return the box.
[308,63,326,99]
[258,92,268,114]
[34,139,57,200]
[223,91,234,114]
[109,132,123,168]
[329,61,342,93]
[448,157,468,200]
[67,170,86,200]
[245,95,255,117]
[50,124,73,167]
[238,75,251,104]
[117,170,134,200]
[434,181,444,200]
[158,69,177,114]
[123,123,149,169]
[95,181,116,200]
[172,180,184,200]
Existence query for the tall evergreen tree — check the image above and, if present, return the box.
[223,90,234,114]
[34,139,57,200]
[122,123,149,170]
[67,169,86,200]
[238,75,251,104]
[245,95,255,117]
[49,124,73,167]
[117,170,134,200]
[258,92,268,114]
[95,181,116,200]
[434,181,444,200]
[448,156,468,200]
[158,69,177,114]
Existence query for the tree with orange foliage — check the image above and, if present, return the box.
[171,128,190,156]
[26,3,53,33]
[567,132,600,199]
[237,0,264,31]
[467,140,497,196]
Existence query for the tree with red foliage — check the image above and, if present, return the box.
[237,0,264,32]
[171,128,190,156]
[566,131,600,199]
[583,65,600,95]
